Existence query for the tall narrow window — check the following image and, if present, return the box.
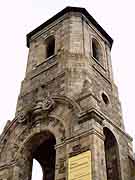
[46,36,55,58]
[92,38,102,61]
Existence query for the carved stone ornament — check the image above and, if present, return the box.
[32,96,55,120]
[42,96,55,111]
[15,110,27,123]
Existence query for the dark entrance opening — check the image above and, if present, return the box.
[104,128,121,180]
[26,131,56,180]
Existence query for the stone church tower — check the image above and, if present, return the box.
[0,6,134,180]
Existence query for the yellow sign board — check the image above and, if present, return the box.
[68,150,92,180]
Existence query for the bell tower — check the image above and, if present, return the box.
[0,6,134,180]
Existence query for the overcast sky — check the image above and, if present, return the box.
[0,0,135,179]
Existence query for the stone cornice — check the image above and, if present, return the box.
[27,7,113,48]
[78,107,133,141]
[55,127,105,149]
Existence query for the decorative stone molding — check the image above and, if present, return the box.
[32,95,55,124]
[42,95,55,111]
[15,95,56,125]
[78,107,104,124]
[15,110,28,123]
[52,95,82,114]
[34,95,55,111]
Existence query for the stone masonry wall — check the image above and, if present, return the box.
[0,9,134,180]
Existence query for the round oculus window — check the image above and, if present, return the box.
[102,93,109,105]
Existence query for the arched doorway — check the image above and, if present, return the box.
[22,131,56,180]
[104,128,121,180]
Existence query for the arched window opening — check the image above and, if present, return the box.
[46,36,55,58]
[104,128,121,180]
[32,159,43,180]
[92,38,102,61]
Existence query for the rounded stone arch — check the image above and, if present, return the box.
[14,116,65,160]
[103,127,122,180]
[10,96,81,180]
[52,95,82,114]
[51,95,82,135]
[103,122,120,146]
[15,130,56,180]
[13,116,65,180]
[0,95,80,164]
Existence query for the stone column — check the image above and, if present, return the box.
[91,129,107,180]
[12,151,33,180]
[63,118,108,180]
[55,144,66,180]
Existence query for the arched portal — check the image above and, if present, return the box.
[19,131,56,180]
[104,128,121,180]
